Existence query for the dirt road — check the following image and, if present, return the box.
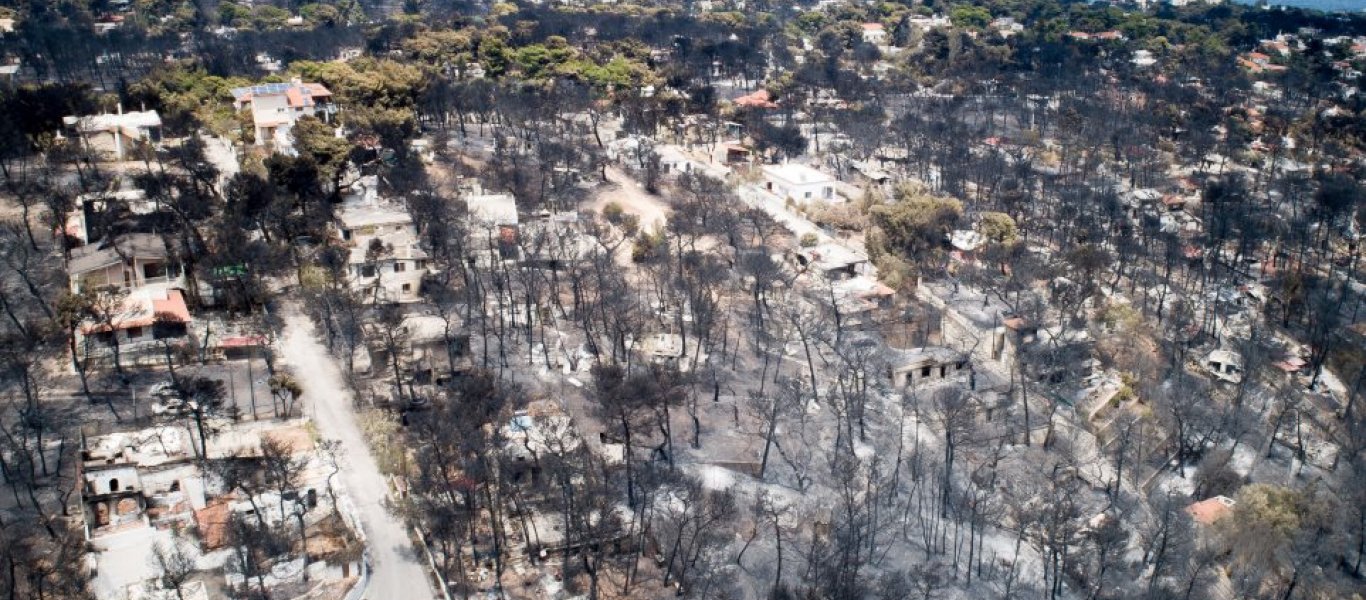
[591,165,670,232]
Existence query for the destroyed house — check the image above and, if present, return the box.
[888,346,970,388]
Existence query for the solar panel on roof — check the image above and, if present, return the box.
[235,82,286,96]
[232,82,325,102]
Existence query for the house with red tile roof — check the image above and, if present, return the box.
[230,78,335,150]
[861,22,887,45]
[734,88,779,109]
[67,233,194,363]
[1239,52,1287,74]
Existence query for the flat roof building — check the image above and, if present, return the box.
[762,163,838,202]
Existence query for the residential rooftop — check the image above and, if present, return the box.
[68,233,170,275]
[62,110,161,135]
[229,80,332,108]
[763,162,835,185]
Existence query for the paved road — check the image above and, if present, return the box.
[278,306,436,600]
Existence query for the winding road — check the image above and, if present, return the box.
[278,305,437,600]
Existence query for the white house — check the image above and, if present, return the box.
[230,79,334,150]
[906,14,951,31]
[657,145,692,174]
[335,178,430,304]
[63,109,161,160]
[793,242,868,279]
[762,163,838,202]
[861,23,888,45]
[465,183,520,264]
[466,187,519,228]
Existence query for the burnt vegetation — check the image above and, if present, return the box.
[0,0,1364,599]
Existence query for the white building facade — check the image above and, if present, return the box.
[762,163,838,202]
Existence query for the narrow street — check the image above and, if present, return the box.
[277,305,436,600]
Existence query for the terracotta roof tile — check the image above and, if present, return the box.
[1186,496,1236,525]
[194,501,231,550]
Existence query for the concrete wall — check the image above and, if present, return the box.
[766,178,834,202]
[891,358,968,388]
[85,465,140,496]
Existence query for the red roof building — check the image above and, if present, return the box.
[1186,496,1236,526]
[734,89,778,109]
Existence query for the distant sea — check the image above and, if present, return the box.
[1231,0,1366,13]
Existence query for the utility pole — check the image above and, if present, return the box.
[247,343,259,420]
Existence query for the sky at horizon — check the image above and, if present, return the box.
[1231,0,1366,12]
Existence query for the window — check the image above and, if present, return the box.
[921,366,932,377]
[360,265,376,278]
[153,321,187,339]
[402,283,412,293]
[143,262,167,279]
[415,260,427,270]
[109,478,119,493]
[126,327,143,339]
[393,262,406,273]
[804,191,812,199]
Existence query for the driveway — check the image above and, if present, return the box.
[277,305,436,600]
[591,165,670,232]
[201,134,241,191]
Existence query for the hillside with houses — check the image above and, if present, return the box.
[0,1,1364,599]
